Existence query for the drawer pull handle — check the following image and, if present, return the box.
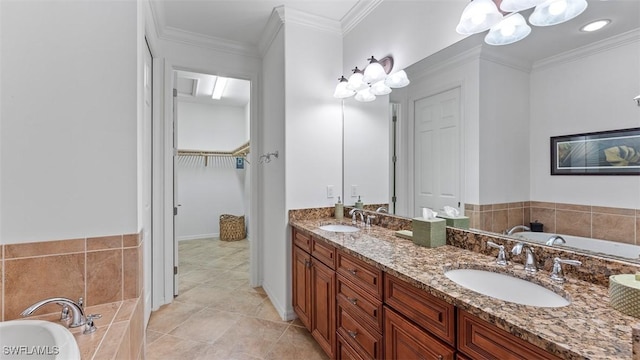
[347,329,358,339]
[305,260,312,268]
[438,356,443,360]
[348,268,358,275]
[347,297,358,305]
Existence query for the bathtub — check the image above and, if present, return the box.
[0,320,80,360]
[513,231,640,260]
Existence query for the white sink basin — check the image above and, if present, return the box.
[0,319,81,360]
[445,269,570,308]
[319,224,359,233]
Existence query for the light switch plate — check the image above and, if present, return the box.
[327,185,334,198]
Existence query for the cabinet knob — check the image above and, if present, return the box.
[347,297,358,305]
[347,329,358,339]
[348,268,358,275]
[438,356,443,360]
[305,259,312,268]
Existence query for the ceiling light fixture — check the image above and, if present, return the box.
[334,56,410,102]
[211,77,228,100]
[457,0,588,46]
[580,19,611,32]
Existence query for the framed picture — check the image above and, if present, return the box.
[550,128,640,175]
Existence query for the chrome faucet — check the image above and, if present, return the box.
[546,235,566,246]
[376,207,388,213]
[511,242,537,273]
[21,297,86,328]
[505,225,531,235]
[349,208,366,227]
[550,257,581,283]
[486,241,507,266]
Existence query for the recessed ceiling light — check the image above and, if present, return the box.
[580,19,611,32]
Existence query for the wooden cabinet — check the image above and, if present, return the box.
[311,258,336,358]
[292,246,312,329]
[292,226,564,360]
[457,309,561,360]
[384,306,455,360]
[384,273,455,346]
[292,228,336,358]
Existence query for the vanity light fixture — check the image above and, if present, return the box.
[580,19,611,32]
[333,56,410,102]
[457,0,588,45]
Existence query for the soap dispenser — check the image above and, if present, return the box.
[355,196,363,209]
[335,197,343,220]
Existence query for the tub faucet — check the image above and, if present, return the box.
[349,208,366,227]
[505,225,531,235]
[511,242,537,273]
[376,207,388,213]
[546,235,566,246]
[21,297,86,328]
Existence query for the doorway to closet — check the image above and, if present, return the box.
[172,70,252,298]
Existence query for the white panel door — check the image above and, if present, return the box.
[414,87,461,216]
[143,39,153,324]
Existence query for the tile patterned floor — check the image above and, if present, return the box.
[146,238,328,360]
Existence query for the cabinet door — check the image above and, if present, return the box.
[292,246,312,330]
[457,309,561,360]
[384,307,455,360]
[311,259,336,359]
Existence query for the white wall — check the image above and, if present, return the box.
[343,99,390,206]
[176,102,248,240]
[260,19,287,318]
[0,1,138,243]
[530,32,640,209]
[478,57,530,204]
[343,2,467,76]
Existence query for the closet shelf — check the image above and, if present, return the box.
[178,141,250,166]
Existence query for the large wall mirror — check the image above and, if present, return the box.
[343,1,640,263]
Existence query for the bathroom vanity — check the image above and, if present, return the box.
[290,211,639,360]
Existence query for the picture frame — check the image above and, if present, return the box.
[550,127,640,175]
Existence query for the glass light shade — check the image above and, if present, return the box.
[363,61,386,84]
[354,88,376,102]
[384,70,410,88]
[456,0,504,35]
[500,0,546,13]
[347,71,368,91]
[529,0,588,26]
[370,81,392,96]
[485,13,532,46]
[333,78,355,99]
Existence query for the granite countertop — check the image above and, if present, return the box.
[290,218,640,360]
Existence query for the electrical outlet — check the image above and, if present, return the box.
[326,185,334,198]
[351,185,358,197]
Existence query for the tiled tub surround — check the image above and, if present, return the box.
[0,232,145,359]
[26,297,145,360]
[465,201,640,245]
[290,216,640,359]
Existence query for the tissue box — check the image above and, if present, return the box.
[437,215,469,229]
[412,217,446,248]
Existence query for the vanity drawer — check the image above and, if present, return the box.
[457,309,561,360]
[337,302,383,360]
[337,334,366,360]
[293,228,312,253]
[311,237,336,269]
[337,251,383,300]
[384,273,455,346]
[337,276,383,332]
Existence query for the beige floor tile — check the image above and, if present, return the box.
[265,325,329,360]
[146,238,324,360]
[169,308,239,343]
[147,301,204,334]
[145,334,208,360]
[208,316,289,359]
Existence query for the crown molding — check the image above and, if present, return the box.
[258,6,285,57]
[282,7,342,36]
[407,45,484,83]
[533,28,640,71]
[159,26,259,58]
[342,0,384,36]
[480,46,532,73]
